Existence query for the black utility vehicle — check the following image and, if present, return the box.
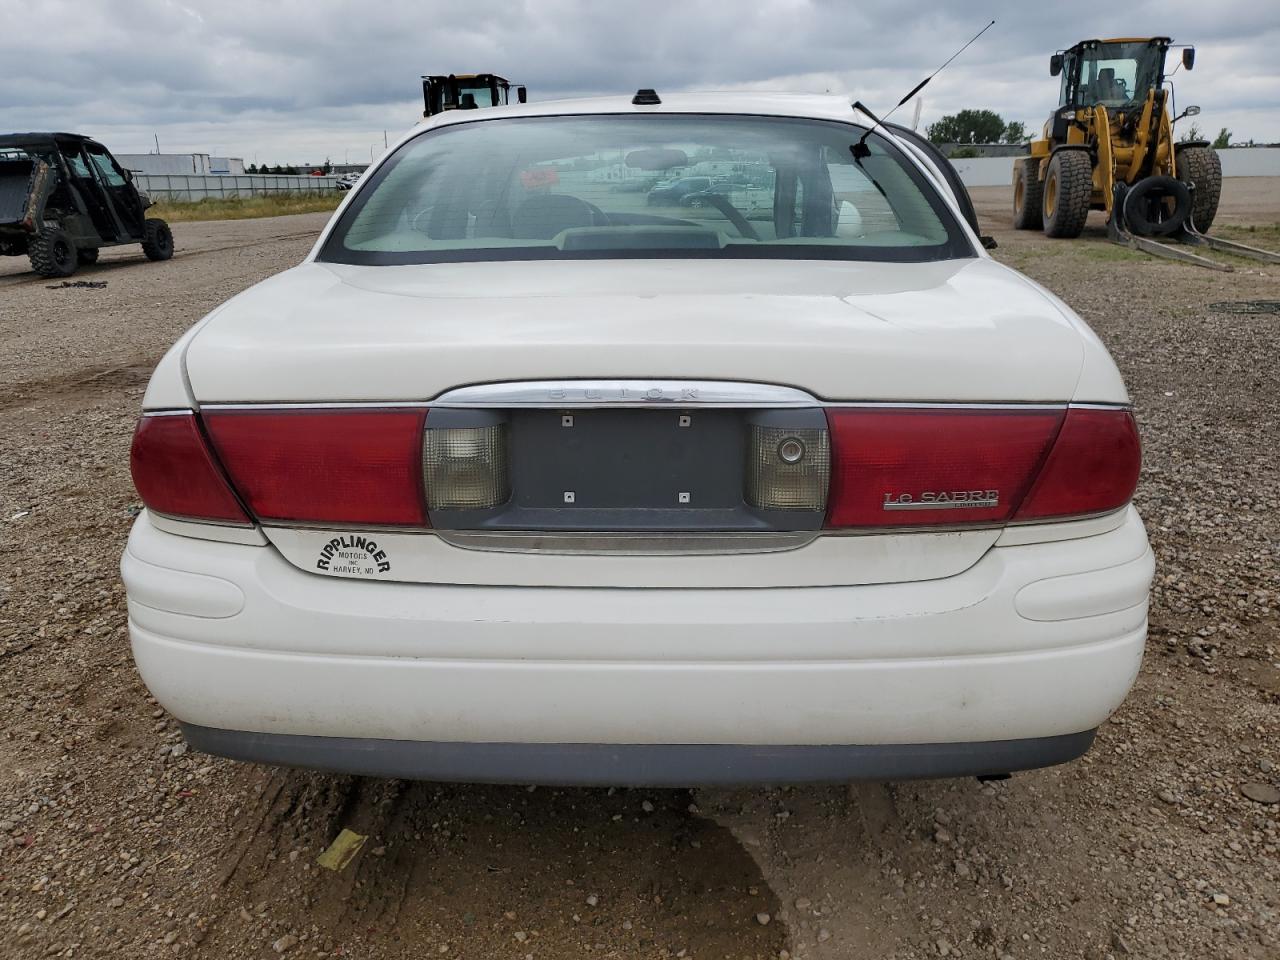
[0,132,173,277]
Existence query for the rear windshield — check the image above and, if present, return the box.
[320,114,973,265]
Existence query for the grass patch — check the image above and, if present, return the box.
[1213,222,1280,246]
[149,192,344,222]
[1072,241,1146,263]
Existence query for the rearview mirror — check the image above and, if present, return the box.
[625,148,689,171]
[1185,105,1200,117]
[1182,47,1195,71]
[1050,54,1063,77]
[516,85,527,104]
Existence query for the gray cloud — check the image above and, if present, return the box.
[1,0,1276,163]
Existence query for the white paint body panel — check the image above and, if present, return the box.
[124,508,1151,745]
[180,258,1124,404]
[263,525,1004,589]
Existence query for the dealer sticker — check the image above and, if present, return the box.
[315,535,391,576]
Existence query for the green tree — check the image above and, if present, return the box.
[1212,127,1231,149]
[927,109,1007,145]
[1179,122,1203,143]
[1002,120,1031,144]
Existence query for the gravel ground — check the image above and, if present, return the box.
[1,181,1277,960]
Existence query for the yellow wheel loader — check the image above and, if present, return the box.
[1012,37,1279,270]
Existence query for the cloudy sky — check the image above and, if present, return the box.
[1,0,1276,164]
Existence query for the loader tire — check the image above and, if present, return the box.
[28,228,78,278]
[77,247,99,265]
[1012,159,1043,230]
[1177,145,1222,233]
[1042,150,1093,239]
[141,218,174,261]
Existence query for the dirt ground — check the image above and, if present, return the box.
[1,179,1277,960]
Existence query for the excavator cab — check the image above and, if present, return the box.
[422,74,527,118]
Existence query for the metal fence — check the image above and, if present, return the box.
[135,173,342,201]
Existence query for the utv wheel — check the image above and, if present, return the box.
[1042,150,1093,239]
[141,218,174,261]
[1176,145,1222,233]
[1012,159,1044,230]
[28,228,78,278]
[77,247,100,265]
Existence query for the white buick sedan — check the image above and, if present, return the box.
[122,92,1153,785]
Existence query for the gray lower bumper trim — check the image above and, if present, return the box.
[179,724,1096,786]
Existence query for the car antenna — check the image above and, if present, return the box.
[851,18,995,158]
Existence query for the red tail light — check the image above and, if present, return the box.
[825,405,1139,528]
[130,413,250,524]
[825,408,1063,528]
[1013,407,1141,521]
[202,409,429,526]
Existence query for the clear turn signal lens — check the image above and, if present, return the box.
[745,424,830,511]
[422,424,510,510]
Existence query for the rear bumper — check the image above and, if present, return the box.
[123,507,1153,782]
[179,724,1097,786]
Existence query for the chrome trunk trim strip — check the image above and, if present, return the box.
[430,380,822,409]
[434,530,818,555]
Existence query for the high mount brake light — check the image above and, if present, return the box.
[824,406,1140,529]
[129,413,251,524]
[203,409,430,526]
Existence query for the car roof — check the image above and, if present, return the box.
[0,132,93,150]
[420,91,870,131]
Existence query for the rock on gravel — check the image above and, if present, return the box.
[1238,782,1279,804]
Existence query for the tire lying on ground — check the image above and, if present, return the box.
[141,218,174,262]
[1176,145,1222,233]
[1012,158,1044,230]
[28,227,78,278]
[1042,150,1093,239]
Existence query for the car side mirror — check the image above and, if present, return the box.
[516,86,527,104]
[1050,54,1063,77]
[1182,47,1195,71]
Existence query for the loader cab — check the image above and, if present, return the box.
[1050,38,1179,111]
[422,74,527,118]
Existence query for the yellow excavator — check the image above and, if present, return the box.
[1012,37,1278,270]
